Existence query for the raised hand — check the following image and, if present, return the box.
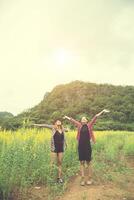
[63,116,71,120]
[102,109,110,113]
[63,116,67,119]
[96,109,110,117]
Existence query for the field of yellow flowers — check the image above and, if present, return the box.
[0,129,134,200]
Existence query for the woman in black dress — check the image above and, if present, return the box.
[78,123,92,162]
[34,120,68,183]
[64,109,109,186]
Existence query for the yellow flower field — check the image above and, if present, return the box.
[0,129,134,200]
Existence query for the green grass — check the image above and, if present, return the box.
[0,129,133,199]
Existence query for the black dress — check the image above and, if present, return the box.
[53,130,64,153]
[78,124,92,161]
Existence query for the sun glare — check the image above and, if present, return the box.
[53,48,72,65]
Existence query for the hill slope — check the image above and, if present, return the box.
[0,112,14,125]
[2,81,134,130]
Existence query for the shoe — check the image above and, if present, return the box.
[86,180,92,185]
[80,177,85,186]
[80,181,85,186]
[57,178,64,184]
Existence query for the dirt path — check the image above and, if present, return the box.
[18,174,134,200]
[58,159,134,200]
[58,175,129,200]
[16,159,134,200]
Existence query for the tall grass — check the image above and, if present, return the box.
[0,129,133,199]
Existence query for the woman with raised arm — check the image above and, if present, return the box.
[64,109,109,186]
[34,120,68,184]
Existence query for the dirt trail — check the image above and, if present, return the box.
[16,159,134,200]
[58,175,130,200]
[19,173,134,200]
[58,159,134,200]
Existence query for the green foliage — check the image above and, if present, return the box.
[0,112,13,119]
[2,81,134,130]
[0,130,133,199]
[0,112,14,127]
[0,129,79,199]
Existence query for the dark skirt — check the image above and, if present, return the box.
[78,141,92,161]
[54,143,64,153]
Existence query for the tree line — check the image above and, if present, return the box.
[1,81,134,131]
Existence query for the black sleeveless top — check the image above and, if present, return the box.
[53,130,64,153]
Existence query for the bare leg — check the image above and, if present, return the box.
[50,152,57,177]
[86,161,92,179]
[80,161,85,186]
[80,161,85,177]
[86,161,92,185]
[57,152,63,178]
[51,152,56,166]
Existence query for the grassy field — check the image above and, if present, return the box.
[0,129,134,200]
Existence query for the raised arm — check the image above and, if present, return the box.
[89,109,110,127]
[33,124,53,129]
[63,116,81,127]
[89,115,97,127]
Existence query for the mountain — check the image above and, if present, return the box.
[0,112,14,126]
[2,81,134,130]
[0,112,14,119]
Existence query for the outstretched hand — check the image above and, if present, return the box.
[63,116,67,119]
[63,116,70,120]
[96,109,110,117]
[102,109,110,113]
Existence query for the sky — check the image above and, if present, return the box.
[0,0,134,115]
